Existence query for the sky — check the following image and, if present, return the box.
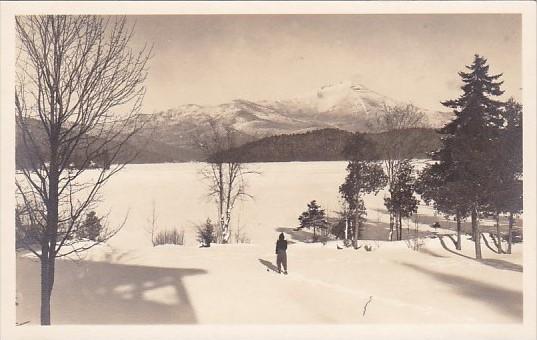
[126,14,521,113]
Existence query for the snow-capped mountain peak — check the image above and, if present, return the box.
[148,80,452,138]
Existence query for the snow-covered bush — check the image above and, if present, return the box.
[197,219,216,247]
[153,228,185,246]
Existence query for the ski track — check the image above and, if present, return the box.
[256,249,464,323]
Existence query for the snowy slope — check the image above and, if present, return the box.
[15,162,523,325]
[16,237,523,324]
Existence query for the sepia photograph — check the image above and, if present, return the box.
[0,1,535,340]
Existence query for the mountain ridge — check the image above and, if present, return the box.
[16,81,452,165]
[145,80,452,138]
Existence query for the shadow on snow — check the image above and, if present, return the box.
[258,258,279,273]
[437,234,522,273]
[16,256,207,325]
[400,262,522,321]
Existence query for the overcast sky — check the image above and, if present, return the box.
[127,14,521,113]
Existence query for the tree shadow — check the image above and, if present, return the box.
[480,259,523,273]
[481,233,500,254]
[437,234,522,273]
[400,262,522,321]
[360,221,391,241]
[275,227,312,243]
[258,258,279,273]
[17,257,207,325]
[371,208,523,236]
[418,247,447,258]
[437,234,477,260]
[445,234,459,248]
[362,220,434,241]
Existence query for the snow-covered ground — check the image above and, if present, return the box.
[16,162,523,324]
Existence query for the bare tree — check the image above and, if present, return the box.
[369,103,426,240]
[15,15,151,325]
[196,119,257,243]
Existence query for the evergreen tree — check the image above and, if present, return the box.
[197,219,216,247]
[416,163,469,250]
[384,160,418,240]
[298,200,329,242]
[485,98,523,253]
[433,54,506,259]
[339,161,387,246]
[339,133,387,247]
[502,99,523,254]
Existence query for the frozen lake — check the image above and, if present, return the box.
[96,161,433,248]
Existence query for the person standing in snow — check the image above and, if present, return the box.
[275,232,288,274]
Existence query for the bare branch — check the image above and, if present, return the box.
[15,15,150,275]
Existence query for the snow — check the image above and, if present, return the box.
[148,81,453,136]
[16,162,523,325]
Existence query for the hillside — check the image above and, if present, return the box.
[145,81,452,139]
[220,128,442,163]
[16,81,452,166]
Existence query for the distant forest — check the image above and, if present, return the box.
[16,121,442,168]
[219,128,442,163]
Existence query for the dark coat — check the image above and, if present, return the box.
[275,239,287,253]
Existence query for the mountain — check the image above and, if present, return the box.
[16,81,452,165]
[219,128,442,163]
[145,80,452,138]
[127,81,451,162]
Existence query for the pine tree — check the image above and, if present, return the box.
[503,99,523,254]
[339,133,387,246]
[339,161,387,245]
[298,200,329,242]
[197,219,216,247]
[416,163,469,250]
[434,55,506,259]
[485,98,523,253]
[383,160,418,241]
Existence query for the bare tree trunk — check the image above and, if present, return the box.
[40,250,51,325]
[218,164,224,243]
[344,218,349,241]
[495,212,503,254]
[354,207,361,242]
[507,212,513,254]
[41,160,59,325]
[389,213,394,241]
[398,213,403,241]
[358,220,365,241]
[470,215,476,242]
[456,212,462,251]
[472,207,482,259]
[352,218,358,249]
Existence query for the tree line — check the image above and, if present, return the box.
[218,127,442,163]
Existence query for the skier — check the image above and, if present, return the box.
[275,232,288,274]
